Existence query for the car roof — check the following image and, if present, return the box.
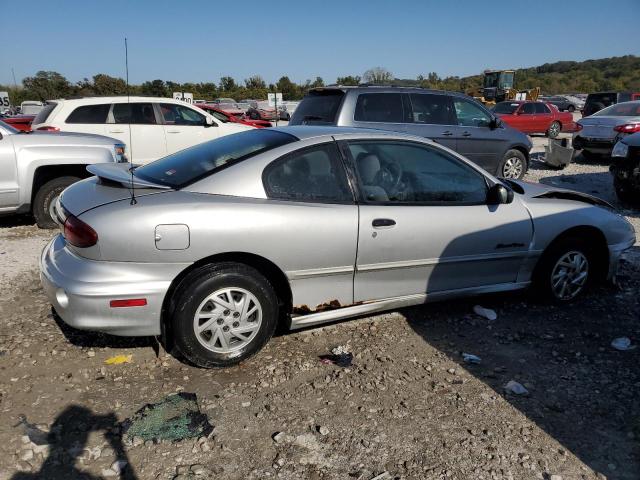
[49,96,197,105]
[310,85,467,98]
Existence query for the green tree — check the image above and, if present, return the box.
[276,76,298,99]
[219,76,237,91]
[310,76,324,88]
[336,75,361,86]
[92,74,128,96]
[140,79,168,97]
[245,75,266,90]
[362,67,393,84]
[22,71,72,101]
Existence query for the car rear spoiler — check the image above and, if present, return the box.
[86,164,172,190]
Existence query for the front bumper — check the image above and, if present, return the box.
[607,237,637,280]
[40,235,190,336]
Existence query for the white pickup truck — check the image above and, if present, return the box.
[0,119,126,228]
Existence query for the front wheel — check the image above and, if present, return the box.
[498,150,527,179]
[614,176,639,205]
[547,121,561,139]
[33,176,81,229]
[170,263,278,368]
[533,237,596,302]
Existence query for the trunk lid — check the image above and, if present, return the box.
[578,116,638,140]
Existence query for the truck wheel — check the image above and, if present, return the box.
[33,176,80,229]
[170,262,278,368]
[546,121,561,138]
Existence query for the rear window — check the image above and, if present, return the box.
[534,103,550,114]
[289,90,345,125]
[33,102,57,125]
[493,102,519,114]
[593,102,640,117]
[134,129,298,189]
[66,104,110,124]
[584,93,617,115]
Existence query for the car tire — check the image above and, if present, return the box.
[533,236,597,303]
[613,177,639,205]
[498,150,527,179]
[170,262,278,368]
[546,121,561,139]
[33,176,80,229]
[568,105,575,113]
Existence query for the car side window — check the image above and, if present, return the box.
[535,103,550,114]
[452,98,492,127]
[65,104,110,124]
[521,103,536,114]
[408,94,456,125]
[263,143,352,203]
[348,141,487,204]
[210,111,230,123]
[354,93,405,123]
[160,103,206,126]
[111,103,157,124]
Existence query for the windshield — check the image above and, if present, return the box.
[593,102,640,117]
[32,102,57,124]
[483,72,499,88]
[498,72,514,89]
[135,129,297,188]
[492,102,520,114]
[0,120,20,134]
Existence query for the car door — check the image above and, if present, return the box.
[518,102,537,133]
[343,139,532,302]
[261,141,358,310]
[401,93,458,150]
[534,102,553,133]
[109,102,166,164]
[451,97,511,172]
[160,103,220,155]
[0,127,18,209]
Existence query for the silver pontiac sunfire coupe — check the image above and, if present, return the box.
[40,127,636,367]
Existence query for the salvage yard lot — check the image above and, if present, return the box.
[1,132,639,479]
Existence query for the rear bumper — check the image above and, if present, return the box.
[40,235,190,336]
[572,135,616,153]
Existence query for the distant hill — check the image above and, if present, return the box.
[395,55,640,94]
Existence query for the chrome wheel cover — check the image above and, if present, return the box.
[193,287,262,354]
[502,157,524,179]
[551,251,589,300]
[549,122,560,137]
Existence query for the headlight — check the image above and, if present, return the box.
[114,144,128,163]
[611,141,629,158]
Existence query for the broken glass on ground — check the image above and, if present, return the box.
[122,392,212,443]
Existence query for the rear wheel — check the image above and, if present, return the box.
[547,121,561,138]
[567,105,575,113]
[533,237,597,302]
[33,176,80,229]
[498,149,527,179]
[170,263,278,368]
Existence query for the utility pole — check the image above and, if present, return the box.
[11,68,18,89]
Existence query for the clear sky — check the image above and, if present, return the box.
[3,0,639,86]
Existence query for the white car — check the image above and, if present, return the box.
[31,96,254,164]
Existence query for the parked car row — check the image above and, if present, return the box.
[492,100,577,138]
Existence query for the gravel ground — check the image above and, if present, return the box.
[0,131,639,480]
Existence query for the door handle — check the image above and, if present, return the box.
[372,218,396,228]
[108,129,125,133]
[441,131,453,136]
[167,130,180,134]
[461,131,472,137]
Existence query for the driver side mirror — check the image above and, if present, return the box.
[204,116,217,127]
[488,117,501,129]
[487,183,514,205]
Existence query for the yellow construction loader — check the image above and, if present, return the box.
[466,70,540,106]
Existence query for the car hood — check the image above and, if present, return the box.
[11,130,120,147]
[507,179,615,209]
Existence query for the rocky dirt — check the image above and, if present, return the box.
[0,137,639,480]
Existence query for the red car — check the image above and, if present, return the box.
[196,104,271,128]
[2,114,35,132]
[492,101,577,138]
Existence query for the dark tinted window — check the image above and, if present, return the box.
[135,129,297,188]
[33,102,57,124]
[65,104,110,124]
[263,143,351,203]
[289,90,344,125]
[348,141,487,204]
[160,103,205,126]
[493,102,519,114]
[453,98,492,127]
[354,93,405,123]
[112,103,157,124]
[535,103,550,114]
[584,93,617,115]
[408,94,455,124]
[521,103,536,114]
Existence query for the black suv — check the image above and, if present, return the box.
[290,86,533,179]
[583,91,640,117]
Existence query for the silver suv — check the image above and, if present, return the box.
[290,86,533,179]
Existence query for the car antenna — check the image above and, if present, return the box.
[125,37,136,205]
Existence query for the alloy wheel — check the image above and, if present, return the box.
[502,157,524,179]
[549,122,560,137]
[193,287,263,353]
[550,251,589,300]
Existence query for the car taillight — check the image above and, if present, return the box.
[64,214,98,248]
[614,123,640,134]
[36,126,60,132]
[574,123,583,131]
